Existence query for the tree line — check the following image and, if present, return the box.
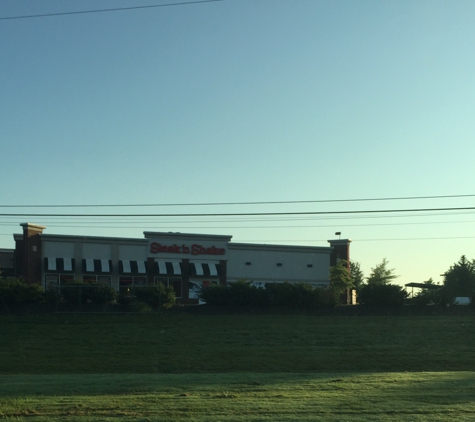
[349,255,475,306]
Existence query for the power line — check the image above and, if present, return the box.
[2,218,475,230]
[0,0,223,21]
[1,210,474,227]
[2,206,475,218]
[24,220,475,230]
[1,193,474,208]
[236,236,475,242]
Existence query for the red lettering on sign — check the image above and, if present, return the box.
[150,243,182,254]
[150,242,226,255]
[191,244,203,256]
[191,244,226,256]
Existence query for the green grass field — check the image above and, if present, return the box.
[1,311,475,420]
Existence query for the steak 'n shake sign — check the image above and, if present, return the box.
[150,242,226,256]
[145,232,231,259]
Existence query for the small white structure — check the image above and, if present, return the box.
[454,297,471,305]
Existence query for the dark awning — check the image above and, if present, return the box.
[44,258,75,272]
[120,260,147,274]
[82,259,112,274]
[190,262,219,277]
[155,261,182,276]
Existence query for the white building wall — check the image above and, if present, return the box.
[118,245,147,261]
[227,244,331,286]
[82,243,112,260]
[43,241,75,258]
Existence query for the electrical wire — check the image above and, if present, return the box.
[0,0,223,21]
[2,218,475,230]
[1,193,474,208]
[1,206,475,218]
[236,236,475,242]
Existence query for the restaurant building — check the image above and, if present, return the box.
[6,223,351,302]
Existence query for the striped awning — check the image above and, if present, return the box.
[83,259,112,273]
[44,258,75,272]
[120,260,147,274]
[155,260,182,276]
[191,262,219,277]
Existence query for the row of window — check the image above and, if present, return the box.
[45,274,112,288]
[45,274,184,298]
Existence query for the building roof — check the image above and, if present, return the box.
[405,282,442,290]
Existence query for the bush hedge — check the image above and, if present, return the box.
[59,281,117,305]
[0,278,176,309]
[0,278,44,304]
[358,284,408,306]
[199,280,339,308]
[132,284,176,309]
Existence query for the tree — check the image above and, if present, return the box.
[443,255,475,297]
[329,260,354,294]
[358,284,408,306]
[411,278,443,306]
[366,258,398,285]
[349,261,364,291]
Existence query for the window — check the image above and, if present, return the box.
[60,275,74,285]
[45,274,75,289]
[155,277,182,298]
[82,275,112,285]
[119,276,147,296]
[45,274,59,289]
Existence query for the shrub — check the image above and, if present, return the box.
[43,288,62,304]
[410,286,445,307]
[133,284,176,308]
[358,284,408,306]
[200,281,338,308]
[0,278,44,304]
[117,292,135,306]
[59,281,117,305]
[267,283,313,307]
[131,301,152,313]
[200,280,268,307]
[228,280,267,306]
[199,283,230,306]
[86,283,117,304]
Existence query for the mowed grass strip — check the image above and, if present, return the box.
[1,372,475,421]
[1,313,474,374]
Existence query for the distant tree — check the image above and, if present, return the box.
[411,278,443,306]
[349,261,364,291]
[358,284,408,306]
[366,258,398,285]
[443,255,475,297]
[329,260,354,294]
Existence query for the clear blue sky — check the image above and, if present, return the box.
[1,0,475,286]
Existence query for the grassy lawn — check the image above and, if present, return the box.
[1,312,474,420]
[1,312,475,373]
[1,372,475,421]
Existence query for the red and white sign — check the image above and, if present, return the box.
[150,242,225,256]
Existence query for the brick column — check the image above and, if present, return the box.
[219,260,227,286]
[181,259,190,300]
[327,239,352,268]
[20,223,46,285]
[147,257,155,285]
[328,238,353,305]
